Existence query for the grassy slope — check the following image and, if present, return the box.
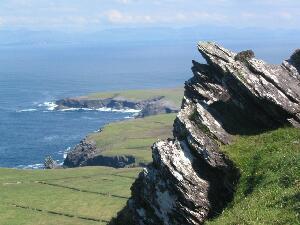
[0,107,177,225]
[80,87,184,106]
[0,167,141,225]
[206,128,300,225]
[1,99,298,225]
[87,113,176,165]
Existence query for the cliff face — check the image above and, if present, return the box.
[112,42,300,225]
[56,96,179,118]
[64,138,137,168]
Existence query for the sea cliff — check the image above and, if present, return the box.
[112,42,300,225]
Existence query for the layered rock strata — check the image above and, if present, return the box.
[112,42,300,225]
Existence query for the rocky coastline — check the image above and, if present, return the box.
[60,90,181,168]
[111,42,300,225]
[55,95,179,118]
[63,138,143,168]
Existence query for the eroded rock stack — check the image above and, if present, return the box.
[112,42,300,225]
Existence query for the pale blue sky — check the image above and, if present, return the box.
[0,0,299,31]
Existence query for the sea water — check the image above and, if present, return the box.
[0,40,298,168]
[0,43,192,168]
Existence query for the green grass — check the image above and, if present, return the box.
[87,113,176,165]
[206,127,300,225]
[1,115,298,225]
[0,166,141,225]
[81,87,184,106]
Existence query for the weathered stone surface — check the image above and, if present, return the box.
[112,42,300,225]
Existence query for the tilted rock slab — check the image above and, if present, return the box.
[112,42,300,225]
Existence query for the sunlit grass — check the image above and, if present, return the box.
[87,113,176,165]
[82,87,184,106]
[0,167,141,225]
[206,127,300,225]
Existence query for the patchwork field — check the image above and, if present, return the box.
[1,112,298,225]
[0,167,141,225]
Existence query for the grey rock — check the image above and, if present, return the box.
[55,96,180,118]
[289,49,300,72]
[63,138,139,168]
[44,156,59,169]
[112,42,300,225]
[138,99,178,117]
[234,50,255,62]
[63,139,97,167]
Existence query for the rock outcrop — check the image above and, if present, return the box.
[290,49,300,73]
[64,139,97,167]
[111,42,300,225]
[64,138,138,168]
[56,96,179,118]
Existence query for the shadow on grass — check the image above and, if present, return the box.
[243,154,264,197]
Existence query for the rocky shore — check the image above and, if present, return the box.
[111,42,300,225]
[63,138,140,168]
[61,89,183,169]
[55,94,180,118]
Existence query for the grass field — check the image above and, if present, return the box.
[0,166,141,225]
[1,116,298,225]
[206,127,300,225]
[0,113,177,225]
[80,87,184,106]
[87,113,177,165]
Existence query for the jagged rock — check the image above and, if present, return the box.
[63,138,138,168]
[44,156,59,169]
[290,49,300,72]
[138,99,179,117]
[234,50,255,62]
[85,154,136,168]
[112,42,300,225]
[63,139,97,167]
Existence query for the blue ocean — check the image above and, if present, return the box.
[0,38,298,168]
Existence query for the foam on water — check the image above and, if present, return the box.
[96,107,141,113]
[16,108,38,112]
[17,163,44,169]
[41,101,58,111]
[57,147,71,159]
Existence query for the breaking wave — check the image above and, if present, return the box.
[41,101,58,111]
[16,108,37,112]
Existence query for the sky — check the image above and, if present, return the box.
[0,0,299,31]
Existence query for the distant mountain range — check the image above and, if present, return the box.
[0,26,299,48]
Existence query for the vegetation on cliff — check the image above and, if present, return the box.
[0,119,298,225]
[88,113,176,165]
[206,127,300,225]
[64,113,176,167]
